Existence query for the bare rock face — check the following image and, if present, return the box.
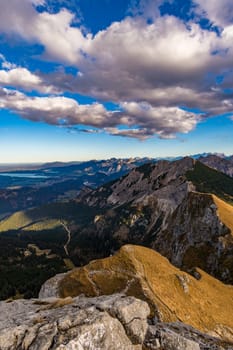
[144,323,233,350]
[39,273,66,299]
[0,294,149,350]
[1,293,232,350]
[153,191,232,280]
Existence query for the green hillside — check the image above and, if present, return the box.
[186,161,233,203]
[0,201,98,233]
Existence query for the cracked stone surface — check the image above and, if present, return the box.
[0,294,233,350]
[0,294,149,350]
[144,324,233,350]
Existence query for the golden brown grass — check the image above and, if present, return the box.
[58,245,233,339]
[213,195,233,234]
[34,297,73,310]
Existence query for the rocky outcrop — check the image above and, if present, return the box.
[0,294,149,350]
[145,323,233,350]
[39,273,67,299]
[39,245,233,343]
[1,293,232,350]
[153,191,233,282]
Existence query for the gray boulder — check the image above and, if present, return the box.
[0,294,149,350]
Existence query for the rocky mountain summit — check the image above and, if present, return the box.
[1,245,233,350]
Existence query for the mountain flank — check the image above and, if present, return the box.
[40,245,233,343]
[199,154,233,178]
[213,195,233,233]
[1,156,233,300]
[76,157,233,283]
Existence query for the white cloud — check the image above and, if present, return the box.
[0,88,112,127]
[104,127,153,140]
[120,102,200,138]
[0,1,88,64]
[0,54,17,70]
[0,67,58,94]
[193,0,233,27]
[49,14,227,106]
[0,88,200,138]
[0,1,233,139]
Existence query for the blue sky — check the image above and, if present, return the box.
[0,0,233,163]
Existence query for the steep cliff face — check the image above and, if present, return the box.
[39,245,233,343]
[84,157,194,208]
[78,158,233,283]
[153,192,233,283]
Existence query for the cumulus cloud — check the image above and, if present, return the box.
[0,67,58,94]
[0,88,113,127]
[0,0,233,139]
[0,1,88,64]
[0,88,200,138]
[193,0,233,27]
[120,102,200,138]
[38,13,233,112]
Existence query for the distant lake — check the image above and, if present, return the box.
[0,173,48,179]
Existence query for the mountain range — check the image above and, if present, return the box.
[0,153,233,219]
[1,153,233,348]
[0,155,233,298]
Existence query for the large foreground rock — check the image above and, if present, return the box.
[39,245,233,343]
[0,294,149,350]
[0,294,232,350]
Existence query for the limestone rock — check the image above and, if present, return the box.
[0,294,149,350]
[0,292,232,349]
[39,273,67,299]
[144,323,233,350]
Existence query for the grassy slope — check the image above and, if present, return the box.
[213,195,233,234]
[59,245,233,337]
[0,201,97,233]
